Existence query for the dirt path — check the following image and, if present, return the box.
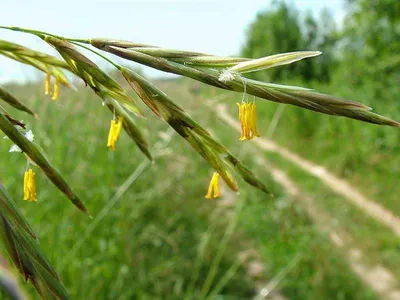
[217,188,287,300]
[255,155,400,300]
[215,103,400,238]
[210,102,400,299]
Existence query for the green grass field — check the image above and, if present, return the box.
[1,75,399,299]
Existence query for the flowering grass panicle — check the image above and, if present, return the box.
[0,25,398,300]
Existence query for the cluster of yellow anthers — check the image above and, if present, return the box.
[23,168,37,202]
[237,101,260,141]
[107,116,124,151]
[44,73,59,101]
[204,101,260,198]
[205,172,221,199]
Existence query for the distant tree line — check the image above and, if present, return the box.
[241,0,400,85]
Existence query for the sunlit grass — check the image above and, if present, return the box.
[0,78,385,298]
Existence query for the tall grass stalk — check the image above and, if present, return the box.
[0,25,398,299]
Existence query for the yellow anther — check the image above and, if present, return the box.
[23,168,37,202]
[250,102,260,137]
[45,73,51,95]
[237,101,261,141]
[107,116,124,151]
[52,78,59,100]
[237,103,246,141]
[107,119,116,150]
[244,102,253,140]
[205,172,221,199]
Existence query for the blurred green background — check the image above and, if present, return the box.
[1,0,399,299]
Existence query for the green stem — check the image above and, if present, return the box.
[0,26,57,39]
[65,38,90,44]
[0,26,90,45]
[69,41,121,70]
[0,26,120,71]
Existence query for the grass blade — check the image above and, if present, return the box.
[0,86,37,117]
[122,67,272,195]
[0,183,36,239]
[0,112,89,214]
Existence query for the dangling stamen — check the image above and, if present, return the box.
[23,170,29,200]
[106,116,124,151]
[205,172,221,199]
[213,174,221,198]
[23,168,37,202]
[250,101,260,138]
[244,102,253,140]
[107,119,117,150]
[237,102,246,140]
[52,77,59,100]
[205,176,214,199]
[45,73,51,95]
[237,94,261,140]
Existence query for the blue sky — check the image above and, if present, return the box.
[0,0,344,82]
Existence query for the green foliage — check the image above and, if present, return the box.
[0,80,379,299]
[241,1,303,81]
[250,77,400,212]
[302,9,339,82]
[241,1,338,82]
[1,3,399,298]
[339,0,400,84]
